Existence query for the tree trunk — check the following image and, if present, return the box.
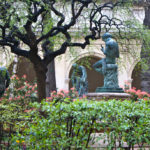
[34,64,47,102]
[42,12,57,97]
[46,60,56,97]
[141,5,150,93]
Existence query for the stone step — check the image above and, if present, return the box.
[87,92,131,101]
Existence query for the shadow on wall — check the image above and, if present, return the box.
[69,56,104,92]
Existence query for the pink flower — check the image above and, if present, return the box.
[82,95,87,98]
[8,97,13,101]
[26,91,30,94]
[59,89,65,92]
[22,74,27,79]
[17,96,21,99]
[51,91,56,95]
[127,87,150,100]
[73,99,76,102]
[57,92,65,97]
[24,109,31,113]
[29,86,32,88]
[70,87,75,91]
[127,88,136,94]
[46,97,52,101]
[120,85,124,88]
[64,90,69,94]
[16,76,19,80]
[141,91,148,96]
[11,75,17,79]
[32,87,35,91]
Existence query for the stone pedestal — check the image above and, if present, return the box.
[96,87,124,93]
[94,64,124,93]
[87,92,131,101]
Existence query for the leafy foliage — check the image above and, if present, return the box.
[0,74,37,108]
[46,87,79,103]
[11,99,150,149]
[0,75,37,149]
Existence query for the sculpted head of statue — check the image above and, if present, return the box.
[72,63,78,69]
[102,32,112,42]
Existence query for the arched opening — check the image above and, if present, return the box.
[69,56,104,92]
[131,62,141,90]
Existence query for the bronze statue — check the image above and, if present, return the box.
[0,67,10,97]
[71,63,88,96]
[93,32,124,92]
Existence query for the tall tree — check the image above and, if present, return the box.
[0,0,127,102]
[141,0,150,93]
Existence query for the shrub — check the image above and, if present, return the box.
[0,75,37,149]
[11,99,150,149]
[46,87,79,103]
[126,87,150,101]
[0,74,38,110]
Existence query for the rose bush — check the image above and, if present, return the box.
[46,87,86,104]
[126,87,150,101]
[0,74,37,149]
[0,74,38,110]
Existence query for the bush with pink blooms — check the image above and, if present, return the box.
[126,87,150,101]
[0,74,38,109]
[46,87,81,104]
[0,74,38,149]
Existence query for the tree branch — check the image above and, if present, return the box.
[11,46,30,58]
[0,39,29,58]
[37,0,92,43]
[51,1,65,27]
[43,42,69,65]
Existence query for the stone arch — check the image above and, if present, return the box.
[66,52,104,80]
[122,59,141,89]
[128,60,140,80]
[65,52,104,92]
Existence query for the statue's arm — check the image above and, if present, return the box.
[71,71,76,86]
[101,45,105,54]
[93,60,102,69]
[80,66,87,82]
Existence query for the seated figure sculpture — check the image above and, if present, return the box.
[0,67,10,97]
[93,32,124,92]
[71,63,88,96]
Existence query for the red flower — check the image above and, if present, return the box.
[22,74,27,79]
